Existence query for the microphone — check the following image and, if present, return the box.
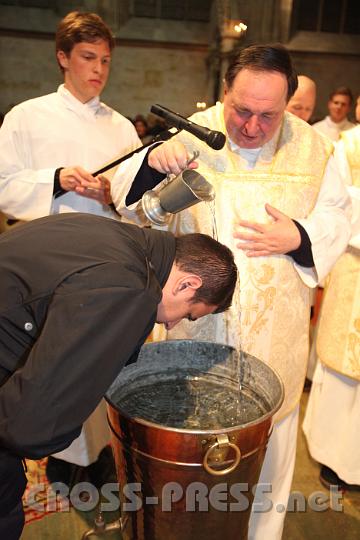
[151,104,226,150]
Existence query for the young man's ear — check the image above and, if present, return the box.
[57,50,68,70]
[174,275,202,295]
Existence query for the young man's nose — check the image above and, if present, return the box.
[92,59,102,73]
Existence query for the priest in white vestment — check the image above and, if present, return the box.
[303,111,360,490]
[111,44,352,539]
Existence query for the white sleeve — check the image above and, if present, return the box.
[111,143,164,223]
[0,108,56,220]
[348,185,360,250]
[333,139,360,250]
[295,153,352,287]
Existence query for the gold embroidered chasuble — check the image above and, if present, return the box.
[153,105,333,420]
[316,126,360,381]
[341,125,360,186]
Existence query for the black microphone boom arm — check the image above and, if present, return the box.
[151,104,226,150]
[92,103,225,177]
[92,128,178,176]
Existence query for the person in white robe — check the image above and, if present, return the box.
[109,44,352,539]
[303,100,360,490]
[0,12,140,478]
[313,86,355,141]
[286,74,316,123]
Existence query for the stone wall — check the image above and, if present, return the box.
[290,51,360,123]
[0,0,359,123]
[0,34,209,119]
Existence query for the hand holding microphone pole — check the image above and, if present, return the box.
[151,104,226,150]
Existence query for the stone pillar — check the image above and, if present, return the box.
[205,0,248,103]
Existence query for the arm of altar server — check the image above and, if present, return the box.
[0,105,136,220]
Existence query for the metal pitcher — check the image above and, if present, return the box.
[139,169,215,226]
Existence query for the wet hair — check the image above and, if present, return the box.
[55,11,115,66]
[224,43,298,102]
[175,234,238,313]
[329,86,353,105]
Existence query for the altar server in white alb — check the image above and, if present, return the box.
[0,11,140,482]
[109,44,352,539]
[303,97,360,492]
[312,86,355,141]
[0,11,140,221]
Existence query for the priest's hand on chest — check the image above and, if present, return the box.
[233,203,301,257]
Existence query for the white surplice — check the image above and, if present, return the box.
[111,104,352,538]
[303,126,360,485]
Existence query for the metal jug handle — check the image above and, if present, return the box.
[203,433,241,476]
[162,150,199,185]
[185,150,200,168]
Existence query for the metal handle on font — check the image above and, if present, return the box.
[203,434,241,476]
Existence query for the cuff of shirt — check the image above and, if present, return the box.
[53,168,66,199]
[286,220,314,268]
[125,146,166,206]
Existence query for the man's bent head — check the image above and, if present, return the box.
[156,234,238,330]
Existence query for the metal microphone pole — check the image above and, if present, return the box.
[92,129,178,176]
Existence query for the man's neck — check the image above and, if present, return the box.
[328,115,349,126]
[63,83,99,105]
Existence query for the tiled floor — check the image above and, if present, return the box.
[283,392,360,539]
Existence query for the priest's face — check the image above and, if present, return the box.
[57,39,111,103]
[223,68,288,148]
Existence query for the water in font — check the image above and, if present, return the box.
[114,371,268,430]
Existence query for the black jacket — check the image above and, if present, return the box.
[0,213,175,458]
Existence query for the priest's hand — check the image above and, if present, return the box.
[148,140,198,175]
[233,204,301,257]
[59,167,111,205]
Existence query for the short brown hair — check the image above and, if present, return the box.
[329,86,353,105]
[56,11,115,61]
[225,43,298,103]
[175,234,238,313]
